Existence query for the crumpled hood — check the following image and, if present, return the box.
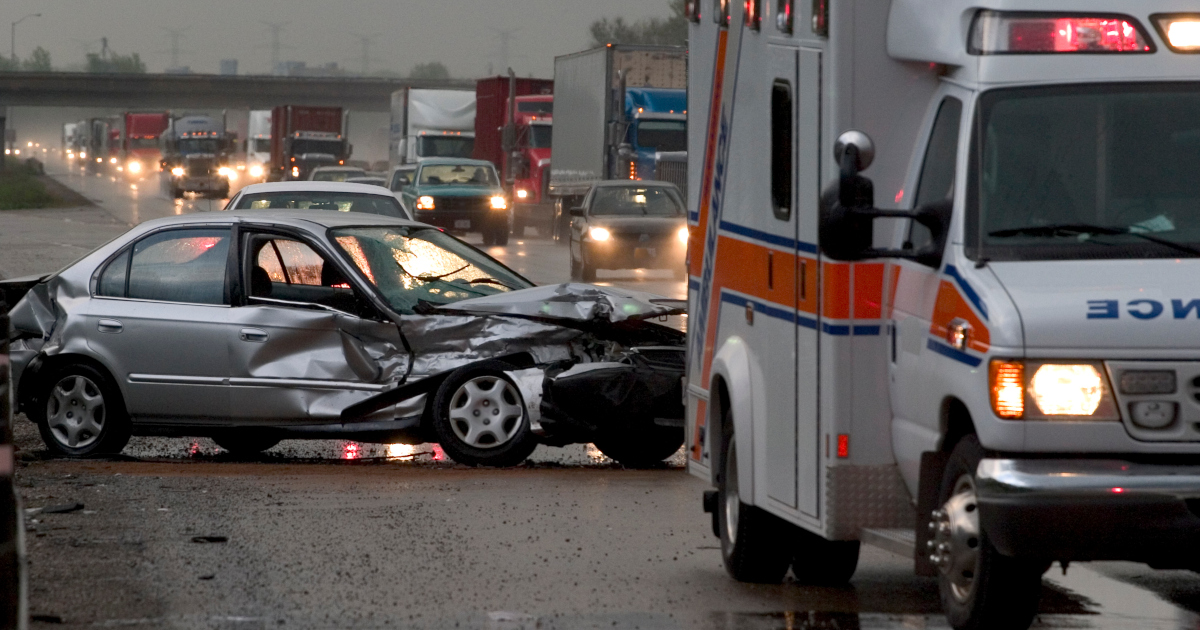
[990,259,1200,351]
[436,283,685,324]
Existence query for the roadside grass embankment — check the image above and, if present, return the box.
[0,158,91,210]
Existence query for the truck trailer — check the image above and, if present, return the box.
[271,106,350,181]
[474,74,554,237]
[686,1,1200,629]
[389,88,476,167]
[547,45,688,240]
[120,112,169,179]
[245,110,272,181]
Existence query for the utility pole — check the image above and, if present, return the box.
[488,26,522,76]
[350,33,381,76]
[11,13,41,64]
[262,22,288,71]
[163,28,188,69]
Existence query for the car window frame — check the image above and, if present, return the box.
[585,185,686,219]
[235,224,386,322]
[91,225,237,307]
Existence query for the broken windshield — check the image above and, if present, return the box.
[330,226,533,314]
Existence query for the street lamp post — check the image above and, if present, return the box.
[11,14,41,64]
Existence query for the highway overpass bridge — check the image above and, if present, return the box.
[0,72,477,112]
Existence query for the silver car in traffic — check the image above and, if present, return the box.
[2,211,686,467]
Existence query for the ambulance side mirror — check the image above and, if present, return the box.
[821,130,949,267]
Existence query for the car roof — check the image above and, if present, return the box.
[311,166,366,172]
[235,181,399,197]
[134,209,425,232]
[389,164,417,173]
[415,158,495,168]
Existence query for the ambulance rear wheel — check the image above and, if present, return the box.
[718,435,791,583]
[934,435,1045,630]
[791,529,860,586]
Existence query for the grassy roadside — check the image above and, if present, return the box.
[0,158,91,210]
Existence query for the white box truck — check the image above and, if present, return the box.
[246,110,272,181]
[389,88,476,167]
[685,1,1200,629]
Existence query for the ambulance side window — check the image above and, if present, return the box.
[771,80,793,220]
[909,98,963,252]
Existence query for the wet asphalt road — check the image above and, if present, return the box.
[7,161,1200,628]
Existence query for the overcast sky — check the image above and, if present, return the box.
[5,0,673,77]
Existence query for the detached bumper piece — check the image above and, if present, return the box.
[976,458,1200,567]
[539,348,684,443]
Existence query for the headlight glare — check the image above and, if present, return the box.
[588,227,612,242]
[1030,364,1105,416]
[490,195,508,210]
[417,196,436,210]
[127,161,142,174]
[516,189,529,199]
[171,167,185,177]
[249,164,264,178]
[678,226,689,244]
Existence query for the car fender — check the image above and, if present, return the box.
[710,336,757,505]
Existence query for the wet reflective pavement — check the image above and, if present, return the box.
[10,160,1200,629]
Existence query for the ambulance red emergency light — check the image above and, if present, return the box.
[684,1,1200,628]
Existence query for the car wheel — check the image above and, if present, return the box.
[718,431,791,583]
[32,363,131,458]
[432,361,539,468]
[934,435,1046,630]
[592,424,683,468]
[791,526,861,586]
[493,222,510,246]
[580,247,597,282]
[214,433,282,456]
[481,226,495,247]
[569,241,582,280]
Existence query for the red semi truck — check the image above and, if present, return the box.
[121,112,169,178]
[270,106,351,181]
[474,74,553,237]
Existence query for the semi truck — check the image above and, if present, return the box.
[685,1,1200,629]
[271,106,350,181]
[474,73,554,237]
[245,110,272,181]
[161,114,236,198]
[548,45,688,240]
[389,88,476,167]
[120,112,169,179]
[82,117,120,172]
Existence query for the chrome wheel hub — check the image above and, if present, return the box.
[723,443,740,543]
[928,475,982,603]
[448,376,525,450]
[47,375,106,449]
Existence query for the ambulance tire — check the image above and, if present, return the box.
[790,530,860,586]
[937,435,1045,630]
[718,434,791,584]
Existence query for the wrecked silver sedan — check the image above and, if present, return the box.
[1,211,686,467]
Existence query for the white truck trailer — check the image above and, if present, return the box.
[389,88,476,167]
[246,110,272,181]
[685,1,1200,629]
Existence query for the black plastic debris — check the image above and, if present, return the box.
[191,536,228,544]
[40,503,84,515]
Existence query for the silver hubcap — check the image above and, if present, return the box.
[928,474,982,603]
[448,376,524,450]
[724,442,740,543]
[47,375,106,449]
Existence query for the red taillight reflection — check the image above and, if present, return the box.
[1111,487,1126,494]
[432,444,446,462]
[343,442,360,460]
[1009,18,1149,53]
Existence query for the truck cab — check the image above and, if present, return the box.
[162,116,236,199]
[120,112,169,180]
[686,2,1200,629]
[508,94,554,236]
[617,88,687,185]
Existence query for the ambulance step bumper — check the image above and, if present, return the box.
[976,458,1200,566]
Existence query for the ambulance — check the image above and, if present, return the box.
[684,1,1200,628]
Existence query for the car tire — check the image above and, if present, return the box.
[719,431,791,584]
[592,424,683,468]
[214,433,282,456]
[431,361,539,468]
[481,227,495,247]
[935,435,1046,630]
[569,239,582,280]
[580,247,597,282]
[31,363,131,458]
[791,527,861,586]
[493,222,510,246]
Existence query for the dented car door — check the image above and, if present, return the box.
[226,230,408,424]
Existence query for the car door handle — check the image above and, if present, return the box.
[97,319,123,334]
[239,328,269,343]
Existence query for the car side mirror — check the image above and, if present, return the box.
[819,130,950,267]
[569,207,585,218]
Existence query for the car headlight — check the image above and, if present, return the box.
[292,166,300,177]
[171,167,185,177]
[110,157,118,164]
[516,189,529,199]
[588,227,612,242]
[79,151,87,159]
[678,226,689,245]
[249,164,264,178]
[127,161,142,174]
[491,195,508,210]
[989,360,1119,421]
[417,196,436,210]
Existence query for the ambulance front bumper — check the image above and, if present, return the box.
[976,458,1200,566]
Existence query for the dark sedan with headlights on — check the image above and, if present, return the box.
[396,159,512,246]
[568,181,688,281]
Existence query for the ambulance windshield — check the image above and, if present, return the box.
[969,83,1200,261]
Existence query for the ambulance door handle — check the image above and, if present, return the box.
[767,251,774,291]
[800,260,807,301]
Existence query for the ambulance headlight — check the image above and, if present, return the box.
[990,360,1120,421]
[1153,15,1200,52]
